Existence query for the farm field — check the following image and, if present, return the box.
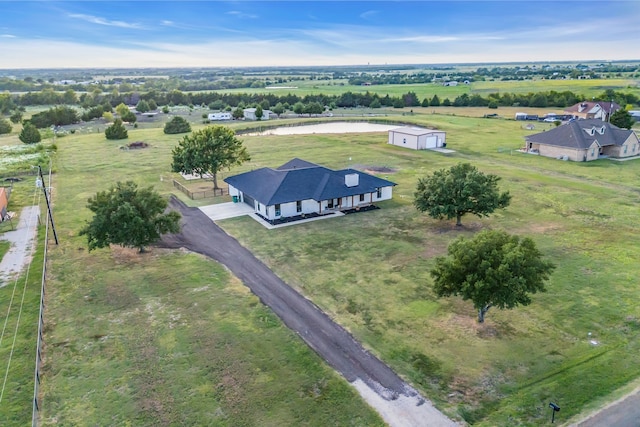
[213,78,640,100]
[1,108,639,425]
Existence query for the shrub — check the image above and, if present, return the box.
[105,119,128,140]
[164,116,191,134]
[0,117,12,134]
[19,122,42,144]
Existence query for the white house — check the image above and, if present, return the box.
[388,127,446,150]
[443,81,458,86]
[243,108,271,121]
[208,112,233,121]
[225,159,396,223]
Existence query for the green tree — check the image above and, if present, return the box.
[609,109,635,130]
[430,94,441,106]
[0,117,11,135]
[105,118,128,140]
[136,100,150,113]
[121,110,137,123]
[172,125,250,190]
[115,103,130,117]
[80,181,180,253]
[9,110,23,124]
[19,122,41,144]
[162,105,170,114]
[255,105,263,121]
[102,111,114,122]
[272,102,285,116]
[232,107,244,120]
[431,230,555,322]
[293,102,305,115]
[163,116,192,134]
[148,99,157,111]
[414,163,511,226]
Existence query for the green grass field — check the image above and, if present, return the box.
[0,126,385,426]
[1,105,640,425]
[214,78,640,101]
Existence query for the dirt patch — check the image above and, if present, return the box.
[423,242,448,259]
[526,222,563,234]
[110,245,148,264]
[124,141,150,149]
[354,164,398,175]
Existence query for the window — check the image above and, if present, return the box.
[624,146,628,154]
[634,145,637,153]
[257,203,261,211]
[359,194,365,202]
[275,204,281,216]
[591,149,595,156]
[327,199,334,209]
[296,200,302,213]
[376,188,382,199]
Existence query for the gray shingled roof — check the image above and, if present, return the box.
[564,101,620,114]
[525,119,633,149]
[224,158,396,206]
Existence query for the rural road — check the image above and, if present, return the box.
[159,196,457,427]
[572,387,640,427]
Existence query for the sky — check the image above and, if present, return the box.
[0,1,639,69]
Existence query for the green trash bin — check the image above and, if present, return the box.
[232,195,238,203]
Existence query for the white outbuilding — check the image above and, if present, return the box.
[208,111,233,121]
[243,108,271,121]
[388,127,446,150]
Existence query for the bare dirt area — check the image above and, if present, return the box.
[158,196,458,427]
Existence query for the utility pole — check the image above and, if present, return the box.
[37,165,58,245]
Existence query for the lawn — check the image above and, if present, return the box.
[2,111,640,426]
[216,117,640,425]
[21,128,384,427]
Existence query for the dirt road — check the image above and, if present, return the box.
[159,196,457,427]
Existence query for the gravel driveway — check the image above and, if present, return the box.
[0,206,40,287]
[159,196,457,427]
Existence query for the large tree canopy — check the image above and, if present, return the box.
[431,230,555,323]
[609,109,635,130]
[414,163,511,226]
[80,181,180,253]
[171,125,250,189]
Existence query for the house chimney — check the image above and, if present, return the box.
[345,173,359,187]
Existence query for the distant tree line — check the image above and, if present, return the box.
[3,88,639,130]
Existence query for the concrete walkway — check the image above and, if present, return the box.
[199,202,345,229]
[0,206,40,287]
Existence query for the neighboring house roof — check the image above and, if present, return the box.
[525,119,634,149]
[225,158,396,206]
[390,126,441,136]
[564,101,620,115]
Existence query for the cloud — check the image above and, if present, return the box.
[161,20,174,26]
[1,34,17,38]
[227,11,258,19]
[68,13,144,29]
[360,10,378,20]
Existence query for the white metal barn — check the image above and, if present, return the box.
[388,127,446,150]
